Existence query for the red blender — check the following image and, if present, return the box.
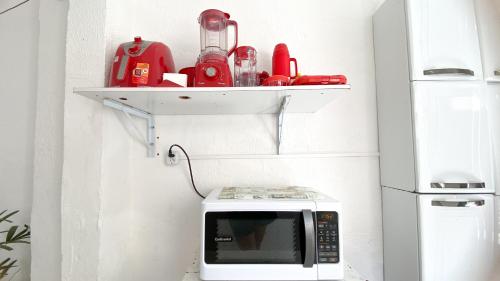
[194,9,238,87]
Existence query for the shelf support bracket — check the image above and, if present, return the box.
[103,99,156,158]
[277,95,291,155]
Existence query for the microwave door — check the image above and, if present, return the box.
[204,211,310,265]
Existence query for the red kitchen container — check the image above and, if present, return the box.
[272,43,298,78]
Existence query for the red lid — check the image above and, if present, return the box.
[273,43,290,56]
[235,46,256,60]
[134,36,142,43]
[199,9,230,26]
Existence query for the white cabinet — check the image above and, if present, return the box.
[475,0,500,82]
[374,0,483,82]
[492,196,500,281]
[418,194,494,281]
[487,83,500,195]
[382,188,495,281]
[406,0,483,81]
[412,82,494,193]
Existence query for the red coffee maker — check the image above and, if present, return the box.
[109,36,176,87]
[194,9,238,87]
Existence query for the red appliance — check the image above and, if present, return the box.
[262,75,290,86]
[194,9,238,87]
[179,67,196,87]
[109,36,177,87]
[272,43,298,78]
[292,75,347,85]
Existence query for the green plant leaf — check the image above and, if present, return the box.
[0,258,10,267]
[12,225,30,241]
[0,258,18,279]
[0,210,18,224]
[6,226,18,242]
[0,244,13,251]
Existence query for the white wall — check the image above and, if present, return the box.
[63,1,384,281]
[61,0,107,280]
[0,0,39,280]
[30,0,68,280]
[101,1,383,281]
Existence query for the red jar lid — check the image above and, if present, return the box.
[235,46,256,60]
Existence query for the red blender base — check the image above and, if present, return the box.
[194,62,233,87]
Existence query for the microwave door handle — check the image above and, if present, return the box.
[302,209,315,268]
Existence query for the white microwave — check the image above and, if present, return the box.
[200,187,344,281]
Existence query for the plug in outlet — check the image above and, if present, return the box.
[166,150,179,166]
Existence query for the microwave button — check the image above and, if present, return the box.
[319,244,325,250]
[328,257,338,263]
[319,257,328,263]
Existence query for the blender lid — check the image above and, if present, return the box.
[198,9,231,24]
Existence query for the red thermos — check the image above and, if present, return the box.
[272,43,298,78]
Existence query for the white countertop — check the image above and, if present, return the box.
[182,255,367,281]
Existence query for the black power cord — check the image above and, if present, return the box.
[168,144,206,199]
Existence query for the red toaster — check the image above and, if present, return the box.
[109,36,177,87]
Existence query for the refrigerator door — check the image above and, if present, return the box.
[406,0,483,81]
[412,81,494,193]
[418,194,494,281]
[475,0,500,82]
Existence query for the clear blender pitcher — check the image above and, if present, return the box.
[198,9,238,59]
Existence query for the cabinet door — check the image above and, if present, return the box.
[418,194,494,281]
[476,0,500,82]
[406,0,483,81]
[492,196,500,281]
[487,83,500,195]
[412,82,494,193]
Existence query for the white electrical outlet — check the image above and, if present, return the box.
[165,151,179,166]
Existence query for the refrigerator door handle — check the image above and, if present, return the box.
[431,200,485,207]
[430,182,485,189]
[423,68,475,76]
[302,209,315,268]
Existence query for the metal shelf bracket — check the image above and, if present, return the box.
[277,95,291,155]
[103,99,156,158]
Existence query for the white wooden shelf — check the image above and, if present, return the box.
[73,85,350,157]
[74,85,350,115]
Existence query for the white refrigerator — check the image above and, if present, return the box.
[374,0,496,280]
[476,0,500,279]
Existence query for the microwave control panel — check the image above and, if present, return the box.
[316,211,339,264]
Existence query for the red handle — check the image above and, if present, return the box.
[227,20,238,56]
[290,58,298,78]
